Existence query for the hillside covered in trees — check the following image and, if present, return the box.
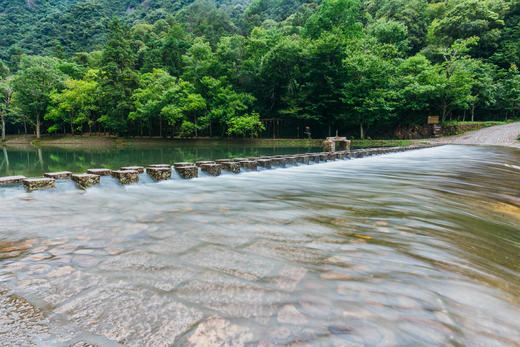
[1,0,520,140]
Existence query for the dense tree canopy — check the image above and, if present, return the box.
[2,0,520,139]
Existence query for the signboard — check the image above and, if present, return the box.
[427,116,440,125]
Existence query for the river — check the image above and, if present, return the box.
[0,145,519,346]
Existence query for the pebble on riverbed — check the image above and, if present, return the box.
[111,170,139,184]
[23,178,55,191]
[71,174,100,189]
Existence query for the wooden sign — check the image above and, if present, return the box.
[427,116,439,124]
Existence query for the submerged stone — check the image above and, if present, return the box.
[240,160,258,171]
[256,159,272,169]
[87,168,112,176]
[175,166,199,179]
[111,170,139,184]
[23,178,55,192]
[71,174,100,189]
[200,164,222,176]
[271,158,286,167]
[146,167,172,181]
[220,162,241,174]
[120,166,144,173]
[44,171,72,179]
[0,175,26,184]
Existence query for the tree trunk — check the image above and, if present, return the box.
[36,115,41,139]
[360,122,365,139]
[471,104,475,122]
[24,120,27,135]
[159,117,163,137]
[441,99,448,123]
[1,113,5,142]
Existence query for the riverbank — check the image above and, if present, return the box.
[2,135,413,150]
[425,122,520,148]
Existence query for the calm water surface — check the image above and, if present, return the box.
[0,143,321,177]
[0,145,519,346]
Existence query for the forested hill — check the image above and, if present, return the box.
[1,0,520,140]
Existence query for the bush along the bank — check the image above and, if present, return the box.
[2,0,520,140]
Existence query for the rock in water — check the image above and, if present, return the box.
[0,176,26,184]
[175,166,198,179]
[284,156,298,165]
[71,174,100,189]
[111,170,139,184]
[271,158,286,168]
[173,162,194,168]
[44,171,72,179]
[87,168,112,176]
[200,164,222,176]
[148,164,171,169]
[196,161,216,167]
[240,160,258,171]
[256,159,272,169]
[219,162,241,174]
[120,166,144,173]
[146,167,172,181]
[23,178,55,192]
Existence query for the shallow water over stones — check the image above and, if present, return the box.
[0,145,519,346]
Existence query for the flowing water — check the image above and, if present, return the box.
[0,145,519,346]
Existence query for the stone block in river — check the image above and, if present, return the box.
[271,158,286,167]
[23,178,55,191]
[175,166,199,179]
[220,162,241,174]
[120,166,144,173]
[71,174,100,189]
[256,159,272,168]
[111,170,139,184]
[44,171,72,179]
[335,151,346,159]
[319,153,330,161]
[174,162,194,168]
[240,160,258,171]
[146,167,172,181]
[232,158,249,162]
[215,159,233,164]
[196,161,215,167]
[285,156,298,165]
[298,155,311,164]
[327,152,337,161]
[87,168,112,176]
[0,175,26,184]
[200,163,222,176]
[148,164,171,169]
[306,153,320,162]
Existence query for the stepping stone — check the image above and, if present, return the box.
[297,155,311,165]
[271,158,286,167]
[148,164,171,169]
[215,159,233,164]
[146,167,172,181]
[335,151,346,159]
[23,178,55,192]
[196,161,216,167]
[111,170,139,184]
[0,175,26,184]
[175,166,198,179]
[220,162,241,174]
[232,158,249,162]
[44,171,72,179]
[327,152,337,161]
[306,153,321,162]
[173,162,194,168]
[285,156,298,165]
[319,153,330,161]
[256,159,272,169]
[120,166,144,173]
[248,157,260,161]
[200,163,222,176]
[87,168,112,176]
[71,174,100,189]
[240,160,258,171]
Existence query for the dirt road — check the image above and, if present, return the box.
[429,122,520,148]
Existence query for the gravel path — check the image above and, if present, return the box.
[428,122,520,148]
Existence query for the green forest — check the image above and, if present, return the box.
[1,0,520,140]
